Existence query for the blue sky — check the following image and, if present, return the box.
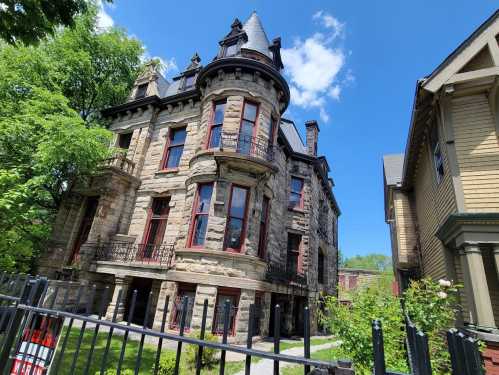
[98,1,498,258]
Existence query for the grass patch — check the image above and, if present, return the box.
[279,337,332,351]
[280,346,344,375]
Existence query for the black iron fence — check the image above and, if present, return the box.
[220,132,275,162]
[372,317,484,375]
[94,242,175,267]
[0,272,354,375]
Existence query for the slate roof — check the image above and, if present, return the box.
[280,119,307,154]
[383,154,404,187]
[241,11,272,58]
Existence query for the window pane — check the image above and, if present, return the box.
[184,75,195,88]
[287,233,301,252]
[118,133,133,149]
[225,43,237,57]
[226,218,244,249]
[287,252,298,273]
[146,220,160,246]
[243,103,258,122]
[135,83,148,99]
[171,127,186,145]
[152,198,169,216]
[289,192,301,208]
[192,215,208,246]
[198,184,213,213]
[291,178,303,194]
[209,124,222,148]
[238,120,254,155]
[166,145,184,168]
[229,187,248,218]
[214,102,226,125]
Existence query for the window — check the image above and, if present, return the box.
[225,43,238,57]
[208,100,226,149]
[212,288,240,335]
[141,197,170,259]
[238,101,258,155]
[289,177,304,209]
[161,127,186,170]
[349,276,358,289]
[224,185,249,252]
[189,183,213,247]
[184,74,195,89]
[170,284,196,330]
[118,132,133,150]
[318,251,325,284]
[430,125,444,183]
[257,196,270,258]
[135,83,148,99]
[286,233,302,274]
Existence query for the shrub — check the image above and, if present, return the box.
[154,351,176,375]
[185,330,219,368]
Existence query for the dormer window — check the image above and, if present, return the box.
[225,43,238,57]
[135,83,148,99]
[184,74,195,89]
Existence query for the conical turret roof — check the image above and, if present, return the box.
[241,11,271,58]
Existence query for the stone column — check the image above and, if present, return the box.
[152,281,177,331]
[235,289,256,340]
[493,244,499,279]
[105,276,130,321]
[259,292,271,337]
[461,244,496,328]
[191,284,217,332]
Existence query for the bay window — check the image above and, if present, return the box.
[224,185,249,252]
[189,183,213,247]
[161,127,186,170]
[208,100,226,149]
[238,101,258,155]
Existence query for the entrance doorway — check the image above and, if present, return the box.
[69,196,99,264]
[125,277,153,327]
[292,296,306,337]
[268,293,290,337]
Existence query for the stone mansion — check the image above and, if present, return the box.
[39,12,340,341]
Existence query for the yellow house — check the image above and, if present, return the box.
[383,10,499,359]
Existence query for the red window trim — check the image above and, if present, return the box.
[169,283,196,331]
[238,100,260,154]
[223,184,250,253]
[160,126,186,171]
[257,196,270,258]
[206,99,226,149]
[287,232,303,274]
[141,197,170,248]
[213,287,240,336]
[187,183,213,249]
[289,176,305,210]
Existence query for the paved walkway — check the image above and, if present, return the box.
[233,342,338,375]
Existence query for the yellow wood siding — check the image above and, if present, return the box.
[413,131,457,280]
[453,94,499,211]
[393,191,418,268]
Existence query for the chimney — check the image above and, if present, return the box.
[305,120,320,156]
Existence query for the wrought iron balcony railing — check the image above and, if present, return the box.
[220,132,275,162]
[265,262,307,286]
[94,242,174,267]
[103,153,136,175]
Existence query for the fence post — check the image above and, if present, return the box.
[415,331,432,375]
[372,320,386,375]
[464,336,483,375]
[447,329,465,375]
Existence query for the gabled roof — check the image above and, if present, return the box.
[241,11,272,58]
[423,10,499,93]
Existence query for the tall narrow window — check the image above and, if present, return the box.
[208,100,226,149]
[162,127,186,170]
[430,125,444,183]
[135,83,148,99]
[318,251,325,284]
[190,183,213,247]
[212,288,240,335]
[224,185,249,252]
[238,101,258,155]
[170,283,196,330]
[287,233,302,274]
[142,197,170,259]
[184,74,195,89]
[257,196,270,258]
[118,132,133,149]
[289,177,304,209]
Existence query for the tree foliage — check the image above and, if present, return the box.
[343,253,392,272]
[0,2,144,272]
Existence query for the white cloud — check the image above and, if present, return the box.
[96,0,114,30]
[282,11,351,123]
[155,56,178,76]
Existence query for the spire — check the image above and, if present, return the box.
[185,52,201,71]
[241,11,271,58]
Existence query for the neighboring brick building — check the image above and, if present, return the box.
[338,268,382,303]
[38,12,340,342]
[383,10,499,372]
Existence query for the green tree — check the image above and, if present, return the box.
[343,253,392,272]
[0,3,144,272]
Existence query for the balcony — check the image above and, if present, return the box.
[102,153,136,176]
[94,242,174,267]
[265,262,307,286]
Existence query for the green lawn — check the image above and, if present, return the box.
[49,327,245,375]
[281,347,343,375]
[279,337,332,351]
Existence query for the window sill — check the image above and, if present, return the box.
[288,207,305,213]
[156,168,179,175]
